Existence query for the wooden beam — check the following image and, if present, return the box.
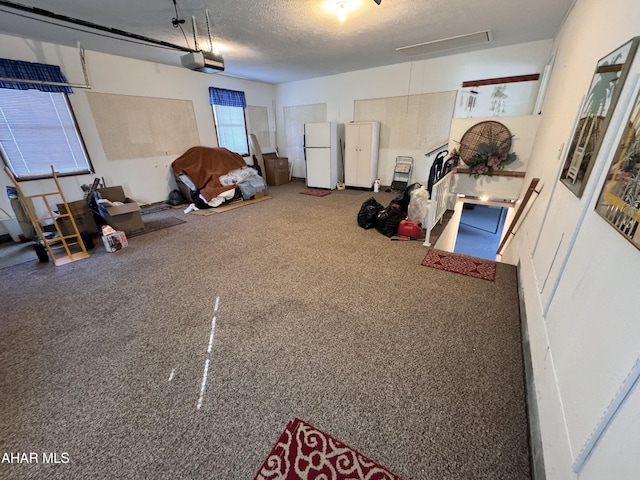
[462,74,540,88]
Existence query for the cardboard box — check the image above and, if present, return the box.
[57,200,99,235]
[97,186,128,203]
[59,199,90,217]
[97,186,144,234]
[102,230,128,253]
[264,157,290,186]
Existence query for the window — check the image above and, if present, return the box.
[0,58,92,180]
[212,104,249,155]
[0,89,92,180]
[210,87,248,156]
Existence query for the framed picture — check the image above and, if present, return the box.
[560,38,640,197]
[595,78,640,249]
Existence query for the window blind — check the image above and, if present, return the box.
[0,89,91,179]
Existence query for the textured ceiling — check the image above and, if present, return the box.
[0,0,575,84]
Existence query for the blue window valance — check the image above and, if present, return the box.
[209,87,246,108]
[0,59,72,94]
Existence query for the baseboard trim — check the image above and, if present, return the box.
[518,262,546,480]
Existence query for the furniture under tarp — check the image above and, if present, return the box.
[171,146,266,207]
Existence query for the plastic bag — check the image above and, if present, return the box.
[357,197,384,229]
[392,182,422,214]
[167,189,186,206]
[407,185,430,223]
[375,203,405,237]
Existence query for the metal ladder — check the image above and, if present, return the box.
[4,165,90,266]
[391,156,413,191]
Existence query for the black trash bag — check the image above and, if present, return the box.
[357,197,384,229]
[392,182,422,214]
[375,201,406,237]
[167,189,186,206]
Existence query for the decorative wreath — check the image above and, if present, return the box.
[458,121,516,177]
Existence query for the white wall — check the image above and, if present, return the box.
[501,0,640,478]
[0,32,276,233]
[275,40,553,186]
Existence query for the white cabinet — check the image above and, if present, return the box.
[344,121,380,188]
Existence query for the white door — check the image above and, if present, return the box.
[357,123,373,187]
[344,123,360,187]
[305,123,330,148]
[345,122,378,188]
[306,148,331,188]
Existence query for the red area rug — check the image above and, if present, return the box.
[299,189,331,197]
[254,418,400,480]
[421,248,496,281]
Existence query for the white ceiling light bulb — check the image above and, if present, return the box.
[336,1,348,22]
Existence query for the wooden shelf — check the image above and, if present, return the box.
[455,168,526,178]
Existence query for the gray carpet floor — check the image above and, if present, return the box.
[0,240,39,269]
[0,181,530,479]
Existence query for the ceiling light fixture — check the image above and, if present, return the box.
[323,0,363,22]
[336,1,348,22]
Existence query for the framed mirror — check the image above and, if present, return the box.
[595,79,640,249]
[559,38,639,197]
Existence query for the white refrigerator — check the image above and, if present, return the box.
[304,122,343,189]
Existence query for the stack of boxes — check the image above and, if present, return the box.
[57,185,143,236]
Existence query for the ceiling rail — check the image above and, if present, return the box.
[0,44,92,89]
[0,0,193,53]
[0,77,88,89]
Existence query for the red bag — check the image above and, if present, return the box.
[397,220,422,239]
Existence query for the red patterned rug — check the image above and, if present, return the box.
[421,248,496,281]
[254,418,400,480]
[299,189,331,197]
